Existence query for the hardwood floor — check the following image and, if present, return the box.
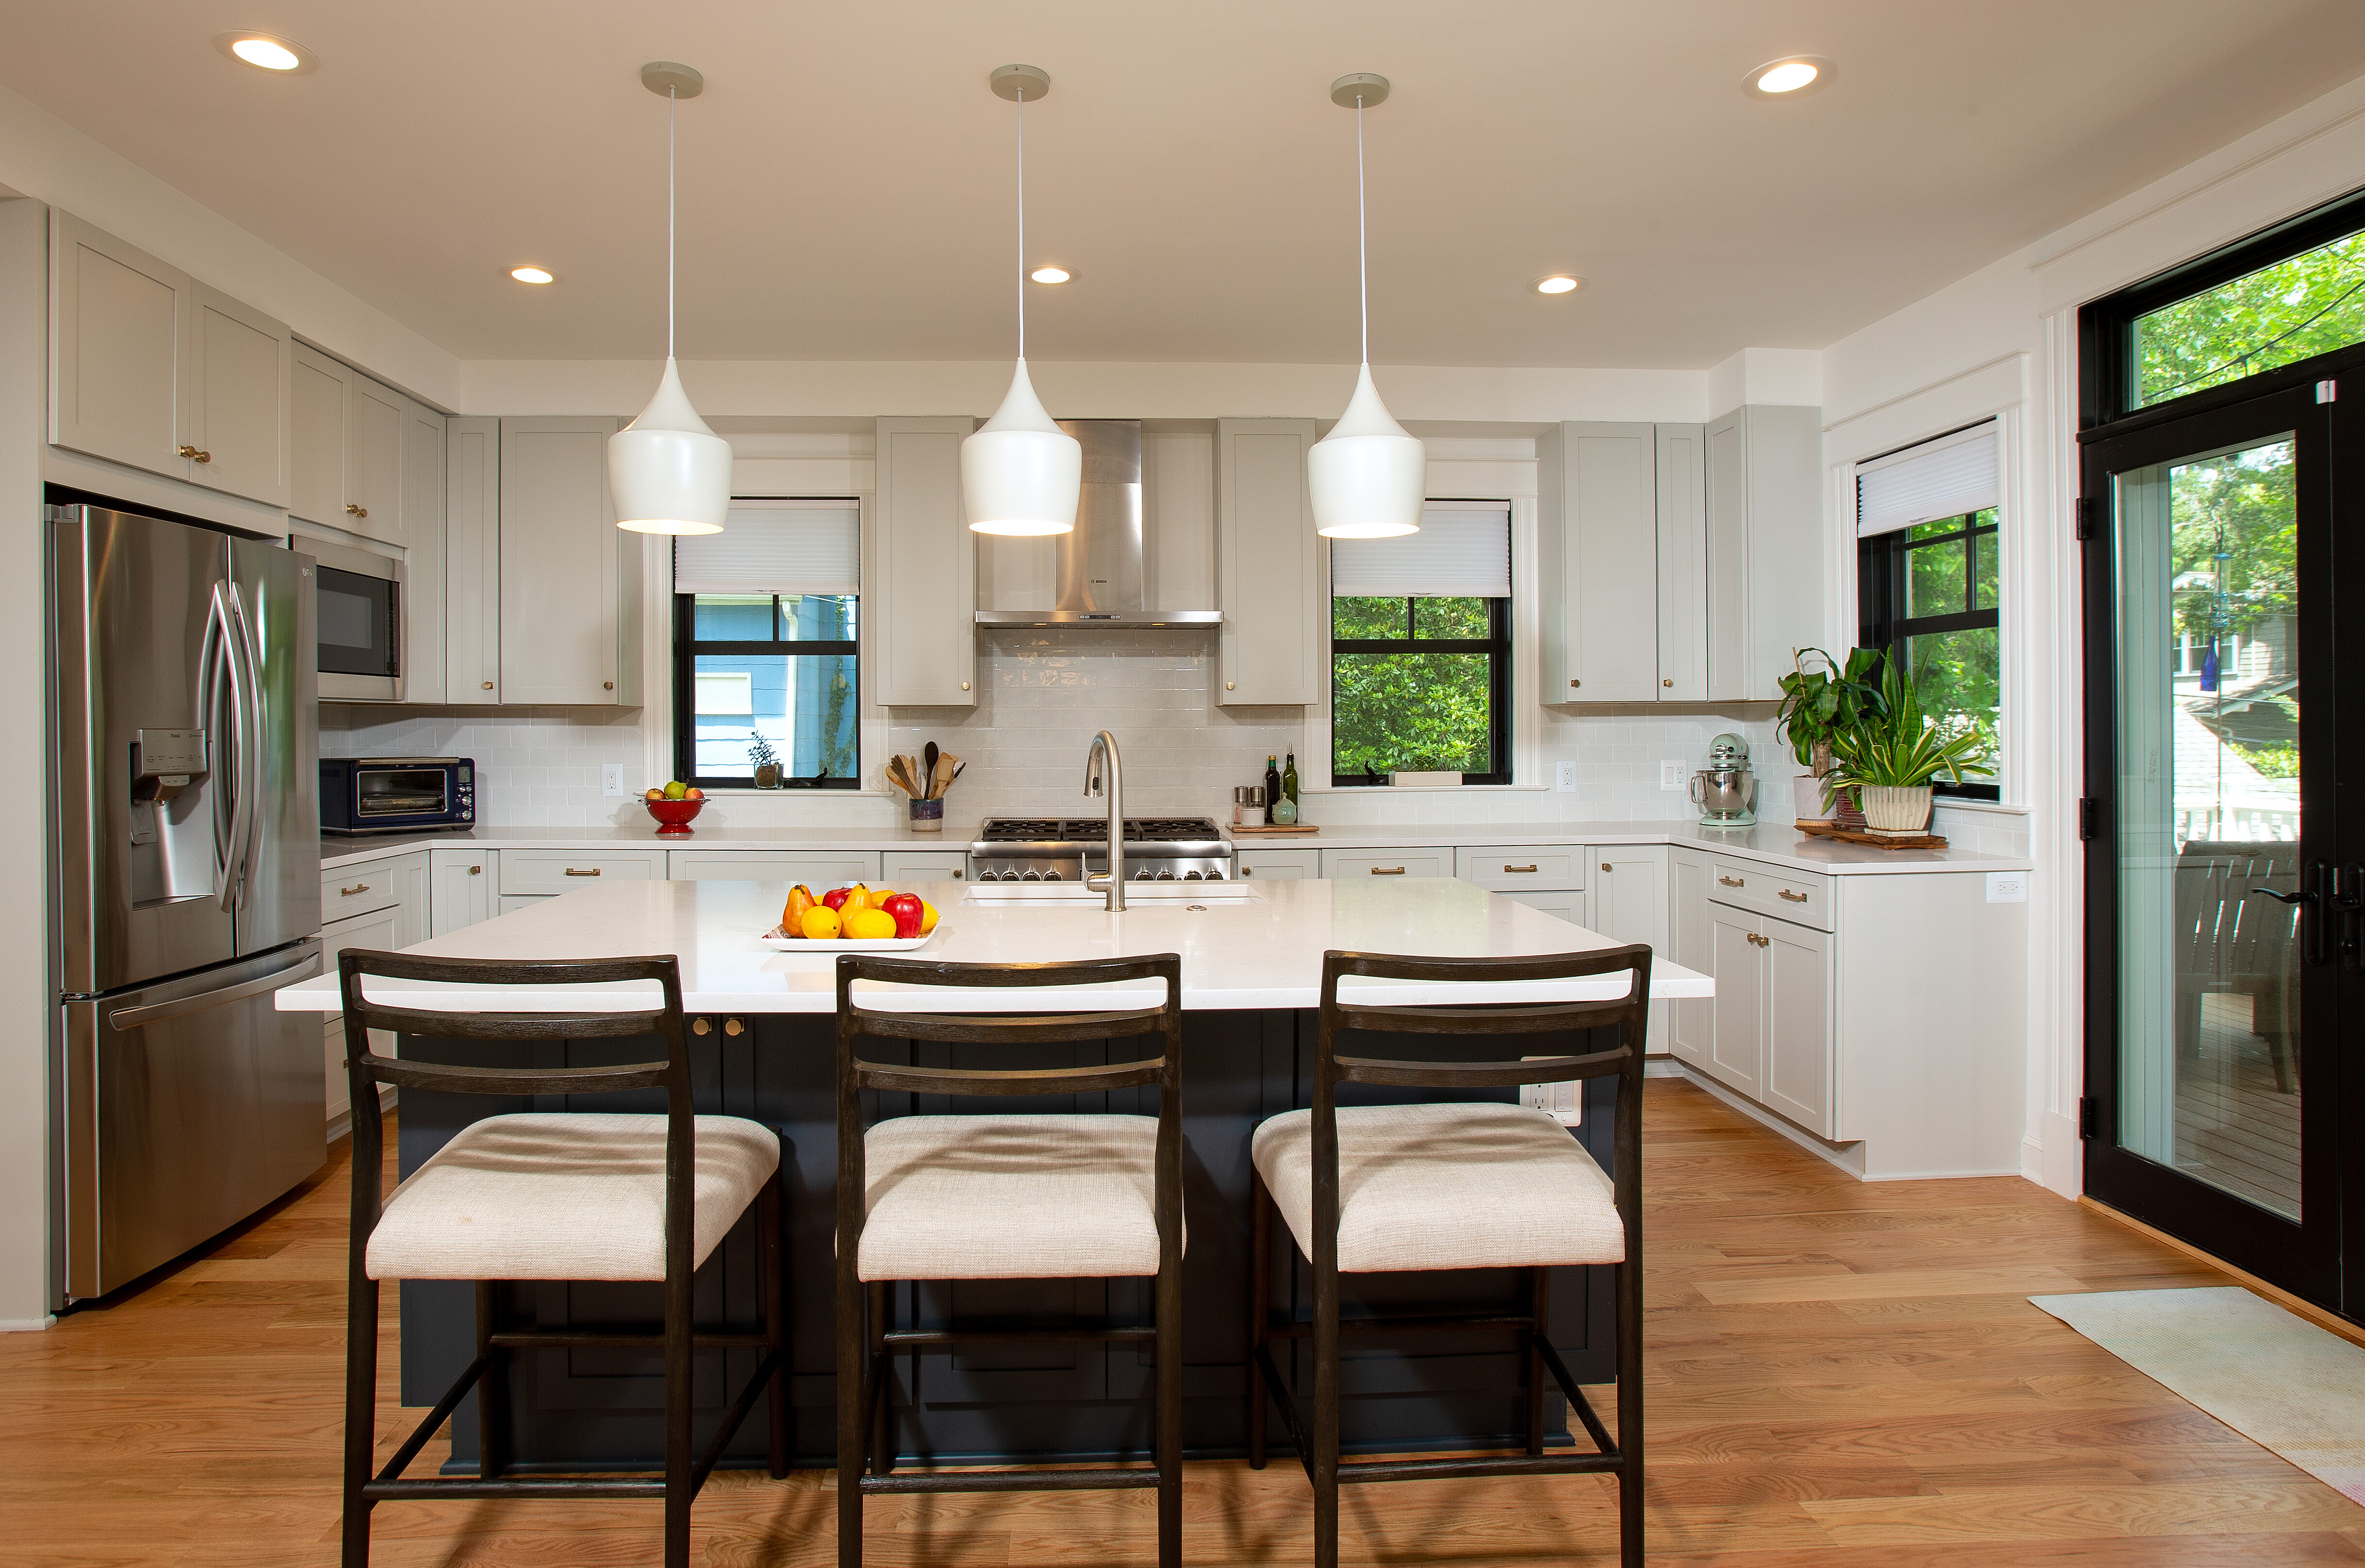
[2176,992,2302,1218]
[5,1079,2361,1566]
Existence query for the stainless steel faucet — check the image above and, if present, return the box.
[1083,729,1125,911]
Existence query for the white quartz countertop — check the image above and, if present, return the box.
[277,877,1709,1016]
[320,817,2024,875]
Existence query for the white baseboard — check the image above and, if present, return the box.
[0,1315,55,1332]
[1666,1065,1868,1178]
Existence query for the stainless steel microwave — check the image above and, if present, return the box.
[293,533,405,701]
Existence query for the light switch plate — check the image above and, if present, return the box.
[602,763,626,798]
[1986,871,2027,903]
[1555,760,1576,792]
[1660,760,1687,790]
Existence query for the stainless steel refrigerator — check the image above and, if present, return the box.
[49,501,324,1304]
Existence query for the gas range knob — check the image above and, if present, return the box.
[1020,870,1041,882]
[978,870,999,882]
[1155,869,1176,881]
[1183,870,1204,881]
[1135,868,1153,879]
[1045,870,1063,881]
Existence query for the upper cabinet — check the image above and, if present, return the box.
[497,417,636,706]
[1537,422,1705,704]
[1704,405,1824,702]
[1216,418,1320,706]
[50,212,291,507]
[289,344,422,547]
[874,416,978,707]
[446,417,501,704]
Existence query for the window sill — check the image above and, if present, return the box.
[1300,782,1550,794]
[1927,796,2030,817]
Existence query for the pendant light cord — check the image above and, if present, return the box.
[667,84,677,362]
[1015,84,1028,360]
[1356,93,1368,366]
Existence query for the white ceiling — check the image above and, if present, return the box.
[4,1,2363,369]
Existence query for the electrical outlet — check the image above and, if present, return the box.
[1555,760,1576,792]
[1986,871,2027,904]
[1660,760,1687,790]
[601,763,626,798]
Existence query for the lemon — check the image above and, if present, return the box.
[800,906,843,941]
[845,908,899,941]
[917,898,940,935]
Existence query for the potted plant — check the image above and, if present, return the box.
[747,734,782,790]
[1774,647,1885,825]
[1823,655,1995,836]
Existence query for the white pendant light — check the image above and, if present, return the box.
[1309,73,1424,540]
[963,64,1081,538]
[609,62,731,537]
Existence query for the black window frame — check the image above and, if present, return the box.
[1857,508,2002,802]
[2080,180,2365,431]
[671,590,860,791]
[1329,593,1513,787]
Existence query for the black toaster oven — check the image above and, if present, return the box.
[320,757,475,835]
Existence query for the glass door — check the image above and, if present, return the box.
[2082,377,2345,1308]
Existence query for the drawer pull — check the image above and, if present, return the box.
[951,869,963,878]
[1719,876,1745,887]
[339,883,370,896]
[1503,863,1538,874]
[1601,862,1613,873]
[345,503,367,519]
[1370,866,1406,876]
[1749,931,1770,948]
[564,867,602,877]
[1778,889,1808,903]
[693,1017,710,1035]
[724,1018,744,1037]
[469,865,482,875]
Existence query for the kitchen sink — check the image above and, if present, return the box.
[963,881,1264,904]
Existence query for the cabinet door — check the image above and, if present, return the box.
[1544,422,1657,703]
[1741,405,1824,703]
[185,282,291,507]
[1323,848,1453,880]
[1705,907,1764,1099]
[1666,847,1713,1067]
[289,344,351,526]
[1654,424,1706,702]
[390,852,433,949]
[875,416,978,706]
[1588,845,1670,1054]
[498,895,550,916]
[881,851,969,886]
[321,904,401,1122]
[1704,411,1750,702]
[1761,917,1833,1136]
[345,376,405,543]
[499,416,623,705]
[446,417,501,704]
[430,848,493,937]
[49,212,190,478]
[1216,419,1320,705]
[400,399,448,701]
[1503,890,1584,923]
[667,851,881,886]
[1235,848,1319,880]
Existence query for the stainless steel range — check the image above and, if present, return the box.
[970,816,1234,883]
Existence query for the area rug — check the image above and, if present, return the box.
[2030,1286,2365,1504]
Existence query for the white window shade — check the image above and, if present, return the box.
[673,499,861,595]
[1856,422,1999,537]
[1332,501,1512,597]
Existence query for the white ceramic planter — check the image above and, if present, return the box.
[1859,784,1934,834]
[1792,775,1835,823]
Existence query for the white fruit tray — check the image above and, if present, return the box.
[759,924,945,953]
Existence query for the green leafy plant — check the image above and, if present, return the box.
[1774,646,1886,775]
[745,734,779,770]
[1825,654,1997,792]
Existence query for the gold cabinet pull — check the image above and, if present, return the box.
[177,444,197,459]
[1503,864,1538,874]
[693,1017,710,1035]
[1370,866,1406,875]
[1778,889,1808,903]
[1569,678,1581,688]
[481,680,494,690]
[1601,862,1613,873]
[468,865,482,875]
[175,445,212,462]
[604,681,615,690]
[194,450,210,463]
[345,502,368,519]
[1719,875,1745,887]
[339,883,370,896]
[563,867,602,877]
[723,1018,744,1037]
[950,869,964,878]
[1662,678,1673,687]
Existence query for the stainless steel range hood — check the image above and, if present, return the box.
[974,419,1222,627]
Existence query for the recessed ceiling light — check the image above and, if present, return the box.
[1744,56,1833,98]
[1536,275,1583,295]
[212,31,317,74]
[509,266,557,285]
[1030,266,1072,285]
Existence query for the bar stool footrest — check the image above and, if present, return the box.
[861,1467,1163,1495]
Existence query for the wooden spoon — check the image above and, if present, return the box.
[924,741,939,797]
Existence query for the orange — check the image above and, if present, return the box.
[799,905,843,941]
[845,908,898,941]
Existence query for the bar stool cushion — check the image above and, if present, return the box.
[366,1113,780,1282]
[1253,1102,1622,1273]
[859,1113,1171,1282]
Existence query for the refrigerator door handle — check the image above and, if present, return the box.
[224,582,268,906]
[105,949,322,1032]
[200,583,251,911]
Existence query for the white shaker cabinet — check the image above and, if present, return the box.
[430,847,495,937]
[1666,845,1714,1068]
[1216,419,1321,706]
[1704,405,1824,702]
[446,416,502,703]
[1586,844,1670,1055]
[399,400,449,702]
[1537,422,1706,703]
[497,416,638,706]
[289,345,350,527]
[1654,424,1707,702]
[49,212,292,506]
[875,416,978,707]
[1235,847,1319,880]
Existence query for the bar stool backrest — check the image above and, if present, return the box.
[334,948,696,1282]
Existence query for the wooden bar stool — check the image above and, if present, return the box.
[834,952,1186,1568]
[335,950,789,1568]
[1247,946,1650,1568]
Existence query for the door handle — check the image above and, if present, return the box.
[1503,864,1538,874]
[2331,863,2365,973]
[1778,889,1808,903]
[339,883,372,897]
[563,867,603,877]
[1369,866,1406,875]
[224,581,268,907]
[345,503,368,519]
[109,950,321,1031]
[1718,875,1744,887]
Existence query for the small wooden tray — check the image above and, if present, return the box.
[1229,823,1318,836]
[1796,820,1948,851]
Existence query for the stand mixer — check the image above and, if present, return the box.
[1689,733,1758,828]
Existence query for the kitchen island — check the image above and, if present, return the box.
[280,878,1707,1474]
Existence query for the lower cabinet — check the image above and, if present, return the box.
[321,849,429,1127]
[1327,847,1453,880]
[1235,847,1319,880]
[1701,896,1832,1134]
[499,847,667,896]
[669,850,883,886]
[1585,844,1669,1055]
[1667,847,1714,1066]
[1501,891,1584,922]
[882,850,968,885]
[429,846,495,936]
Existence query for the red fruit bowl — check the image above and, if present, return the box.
[645,796,706,836]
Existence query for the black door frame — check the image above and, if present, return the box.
[2078,346,2359,1313]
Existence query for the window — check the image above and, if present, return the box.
[1330,501,1512,785]
[1856,423,2001,800]
[673,499,860,789]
